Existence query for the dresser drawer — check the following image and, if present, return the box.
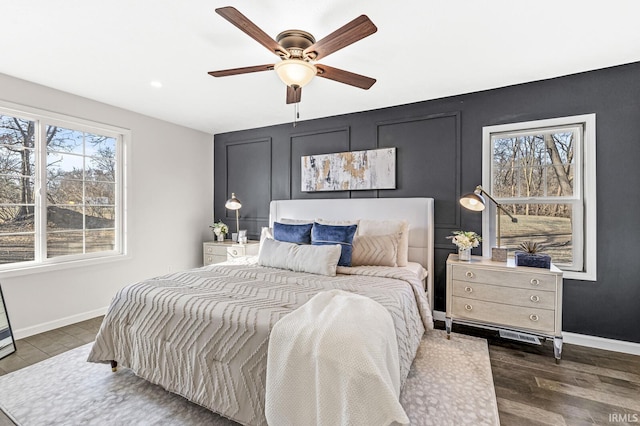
[452,280,556,310]
[451,264,557,291]
[451,296,555,334]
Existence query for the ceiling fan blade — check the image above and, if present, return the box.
[215,7,287,57]
[286,85,302,104]
[315,64,376,89]
[303,15,377,61]
[208,64,274,77]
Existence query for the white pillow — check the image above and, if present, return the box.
[357,219,409,266]
[258,238,342,276]
[279,218,313,224]
[315,218,360,226]
[351,233,399,267]
[259,226,274,255]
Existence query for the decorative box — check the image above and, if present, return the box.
[515,252,551,269]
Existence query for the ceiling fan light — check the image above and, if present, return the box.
[274,59,317,88]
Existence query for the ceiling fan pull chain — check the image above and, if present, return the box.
[293,102,300,127]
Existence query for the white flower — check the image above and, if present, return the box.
[210,220,228,236]
[447,231,482,250]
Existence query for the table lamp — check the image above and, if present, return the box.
[225,193,242,242]
[460,185,517,261]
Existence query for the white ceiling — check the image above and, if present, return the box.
[2,1,639,135]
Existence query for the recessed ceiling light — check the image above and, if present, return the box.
[150,81,163,88]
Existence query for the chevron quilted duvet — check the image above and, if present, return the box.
[87,260,433,426]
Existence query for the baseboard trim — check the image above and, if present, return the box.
[432,310,640,356]
[563,332,640,356]
[13,307,108,340]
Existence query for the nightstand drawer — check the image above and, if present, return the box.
[204,243,228,256]
[452,280,555,310]
[227,243,259,259]
[451,264,557,291]
[204,254,227,265]
[452,296,555,334]
[204,241,259,265]
[203,241,234,266]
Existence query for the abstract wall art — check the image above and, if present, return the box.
[301,147,396,192]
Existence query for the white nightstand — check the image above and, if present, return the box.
[445,254,564,362]
[203,240,259,266]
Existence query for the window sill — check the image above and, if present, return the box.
[561,269,596,282]
[0,253,131,278]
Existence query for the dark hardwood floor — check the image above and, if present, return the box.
[1,317,638,425]
[441,322,640,426]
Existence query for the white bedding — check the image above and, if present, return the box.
[265,289,409,426]
[401,261,429,282]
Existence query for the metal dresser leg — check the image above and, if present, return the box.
[554,336,563,364]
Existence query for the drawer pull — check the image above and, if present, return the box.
[464,304,473,311]
[465,271,475,278]
[530,295,540,302]
[529,314,539,322]
[530,278,540,286]
[464,286,473,293]
[206,247,213,253]
[231,250,238,256]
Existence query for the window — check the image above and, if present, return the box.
[0,103,127,272]
[482,114,596,280]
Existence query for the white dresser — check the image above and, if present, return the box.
[203,241,259,266]
[445,254,563,361]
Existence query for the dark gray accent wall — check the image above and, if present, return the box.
[214,61,640,344]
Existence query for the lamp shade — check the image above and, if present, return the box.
[225,193,242,210]
[274,59,317,88]
[460,191,485,212]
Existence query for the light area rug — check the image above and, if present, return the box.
[0,330,498,426]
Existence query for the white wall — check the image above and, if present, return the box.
[0,73,214,338]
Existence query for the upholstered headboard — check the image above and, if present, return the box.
[269,198,434,310]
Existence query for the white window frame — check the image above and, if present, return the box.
[0,100,130,277]
[482,114,596,281]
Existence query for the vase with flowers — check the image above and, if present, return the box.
[210,220,228,242]
[447,230,482,261]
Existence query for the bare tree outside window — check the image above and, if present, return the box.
[46,126,117,258]
[482,115,596,280]
[0,116,37,263]
[0,110,123,266]
[491,129,577,267]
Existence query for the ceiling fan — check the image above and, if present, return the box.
[208,6,377,104]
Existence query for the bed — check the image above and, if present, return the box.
[88,197,434,425]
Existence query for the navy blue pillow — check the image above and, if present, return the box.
[273,222,313,244]
[311,222,358,267]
